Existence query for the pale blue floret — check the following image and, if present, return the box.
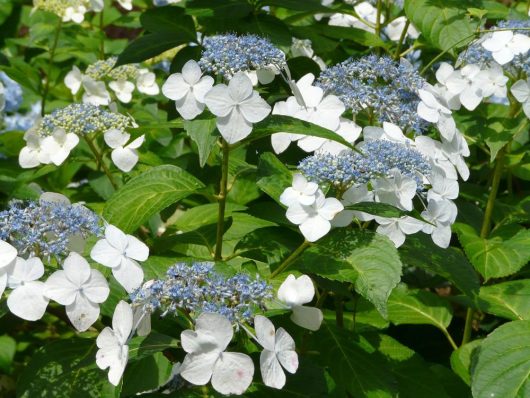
[130,261,273,323]
[0,200,102,258]
[317,55,427,133]
[0,72,23,113]
[199,33,286,79]
[298,139,431,189]
[458,20,530,74]
[37,103,133,137]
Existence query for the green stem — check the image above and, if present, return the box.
[99,10,105,59]
[375,0,382,37]
[214,139,230,261]
[442,327,458,351]
[41,18,63,115]
[84,136,118,190]
[461,146,506,346]
[270,240,311,279]
[394,20,410,60]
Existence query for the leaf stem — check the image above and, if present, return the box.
[214,139,230,260]
[442,327,458,351]
[41,18,63,115]
[394,20,410,60]
[84,136,118,190]
[270,240,311,279]
[99,10,105,59]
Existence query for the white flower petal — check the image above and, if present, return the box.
[112,258,144,293]
[0,241,17,269]
[90,239,122,268]
[291,305,323,331]
[44,271,78,305]
[260,349,285,389]
[111,147,139,172]
[7,281,49,321]
[216,109,253,144]
[254,315,276,351]
[66,294,100,332]
[180,351,217,386]
[112,300,133,343]
[211,352,254,395]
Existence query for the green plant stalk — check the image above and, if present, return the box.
[375,0,383,38]
[41,18,63,115]
[442,327,459,351]
[99,10,105,59]
[214,139,230,260]
[84,136,118,190]
[394,20,410,60]
[461,147,506,346]
[270,240,311,279]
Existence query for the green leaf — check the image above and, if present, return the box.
[128,332,180,361]
[122,352,173,397]
[140,7,195,37]
[475,280,530,320]
[301,229,402,317]
[17,338,117,398]
[184,117,218,167]
[116,32,189,66]
[314,323,398,397]
[103,165,205,233]
[451,340,482,385]
[454,223,530,280]
[400,234,480,298]
[345,202,407,219]
[256,152,293,203]
[404,0,478,51]
[0,335,16,373]
[243,115,355,150]
[472,320,530,398]
[173,202,246,231]
[387,285,453,330]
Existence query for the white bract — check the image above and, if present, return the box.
[40,128,80,166]
[64,66,83,94]
[19,129,51,168]
[385,16,419,41]
[82,77,111,106]
[109,80,135,103]
[374,216,424,248]
[0,240,17,297]
[162,60,214,120]
[96,300,133,386]
[136,70,160,95]
[481,30,530,65]
[180,313,254,395]
[445,65,483,111]
[254,315,298,389]
[204,72,271,144]
[332,183,375,227]
[417,88,456,140]
[363,122,410,145]
[372,169,417,211]
[63,5,86,23]
[285,190,344,242]
[7,257,49,321]
[421,199,457,248]
[45,252,110,332]
[280,174,319,207]
[277,274,323,331]
[117,0,133,10]
[511,78,530,119]
[90,224,149,292]
[103,129,145,172]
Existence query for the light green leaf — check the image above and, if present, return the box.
[121,352,173,397]
[387,285,453,330]
[184,118,218,167]
[476,280,530,320]
[472,320,530,398]
[451,340,482,385]
[103,165,205,233]
[404,0,478,51]
[0,335,16,373]
[257,152,293,203]
[301,229,402,317]
[454,223,530,280]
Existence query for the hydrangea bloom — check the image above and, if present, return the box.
[199,33,287,80]
[32,0,101,23]
[0,199,101,258]
[0,72,23,113]
[317,55,427,132]
[130,261,272,324]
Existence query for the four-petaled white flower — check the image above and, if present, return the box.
[63,5,87,23]
[511,78,530,119]
[7,257,49,321]
[136,70,160,95]
[374,216,424,248]
[82,77,111,106]
[204,72,271,144]
[286,190,343,242]
[280,174,319,207]
[103,129,145,172]
[0,240,17,298]
[481,30,530,65]
[40,128,80,166]
[19,128,50,169]
[277,274,323,331]
[45,252,110,332]
[254,315,298,389]
[445,65,483,111]
[180,312,254,395]
[417,88,456,140]
[372,169,417,211]
[96,300,133,386]
[109,80,135,103]
[162,60,214,120]
[421,199,457,248]
[91,224,149,293]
